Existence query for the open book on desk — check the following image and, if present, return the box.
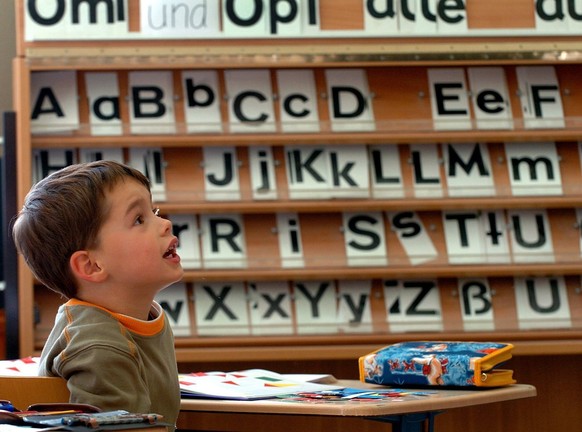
[179,369,342,400]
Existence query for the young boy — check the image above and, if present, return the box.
[12,160,184,428]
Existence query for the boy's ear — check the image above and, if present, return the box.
[70,250,106,283]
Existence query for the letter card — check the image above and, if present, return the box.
[199,214,247,268]
[182,70,222,133]
[84,72,123,136]
[293,281,338,334]
[443,143,495,197]
[504,142,563,196]
[327,145,370,198]
[32,149,77,184]
[342,212,388,267]
[369,145,405,199]
[387,211,438,266]
[325,69,375,132]
[193,282,250,335]
[467,67,513,130]
[428,68,471,130]
[203,146,241,201]
[128,71,176,134]
[248,281,293,335]
[169,214,202,269]
[248,146,278,200]
[30,71,80,134]
[383,279,443,332]
[516,66,565,129]
[128,148,167,202]
[276,69,320,133]
[224,69,276,133]
[507,209,555,263]
[443,210,511,264]
[285,145,331,199]
[458,278,495,331]
[276,212,305,268]
[337,280,373,333]
[410,144,443,198]
[514,277,571,329]
[156,282,192,336]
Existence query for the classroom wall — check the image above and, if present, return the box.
[0,1,16,132]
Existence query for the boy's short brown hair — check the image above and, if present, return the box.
[12,160,151,299]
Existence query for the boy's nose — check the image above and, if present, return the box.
[161,216,172,233]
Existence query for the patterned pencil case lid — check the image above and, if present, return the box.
[359,341,515,388]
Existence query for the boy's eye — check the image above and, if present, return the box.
[134,208,159,225]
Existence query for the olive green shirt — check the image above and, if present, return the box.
[39,298,180,430]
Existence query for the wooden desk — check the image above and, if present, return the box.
[178,380,536,432]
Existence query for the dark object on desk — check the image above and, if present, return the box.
[359,341,515,388]
[26,409,165,430]
[278,387,434,403]
[0,401,100,425]
[0,403,167,431]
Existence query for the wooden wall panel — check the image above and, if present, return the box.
[244,214,281,269]
[370,280,389,334]
[164,147,205,203]
[236,147,253,203]
[441,278,466,332]
[465,0,536,29]
[367,67,433,132]
[548,208,579,262]
[557,141,582,195]
[490,277,520,331]
[555,65,582,121]
[397,145,416,199]
[565,275,582,328]
[298,213,346,268]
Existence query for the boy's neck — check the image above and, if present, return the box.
[75,288,156,321]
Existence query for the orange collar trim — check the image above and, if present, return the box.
[65,298,165,336]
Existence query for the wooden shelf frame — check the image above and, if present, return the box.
[27,124,582,146]
[157,196,582,214]
[29,335,582,361]
[18,40,582,69]
[178,263,582,282]
[171,332,582,362]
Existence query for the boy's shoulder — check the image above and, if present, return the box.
[54,302,129,340]
[43,302,143,364]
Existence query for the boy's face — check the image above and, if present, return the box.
[90,178,183,295]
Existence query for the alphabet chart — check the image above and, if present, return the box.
[14,0,582,374]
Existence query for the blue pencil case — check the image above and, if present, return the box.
[359,341,515,388]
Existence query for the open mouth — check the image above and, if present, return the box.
[163,242,178,259]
